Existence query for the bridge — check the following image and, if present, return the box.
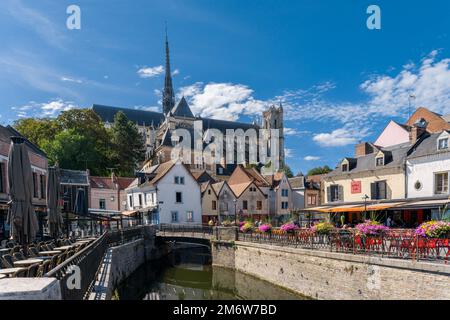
[156,224,215,247]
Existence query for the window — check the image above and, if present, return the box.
[218,167,224,175]
[212,200,217,210]
[138,194,143,207]
[281,189,289,197]
[371,181,387,200]
[175,192,183,203]
[99,199,106,210]
[186,211,194,222]
[307,195,317,206]
[243,200,248,210]
[174,176,180,184]
[171,211,178,222]
[39,175,46,199]
[32,172,38,198]
[180,177,185,185]
[376,156,384,167]
[281,202,289,209]
[342,164,348,172]
[438,138,448,150]
[208,189,211,195]
[220,202,229,211]
[414,181,422,191]
[256,201,262,210]
[435,172,449,194]
[328,185,341,202]
[129,195,133,208]
[249,187,256,192]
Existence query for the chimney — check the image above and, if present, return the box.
[410,126,426,144]
[111,171,118,189]
[354,142,374,157]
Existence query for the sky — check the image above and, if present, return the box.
[0,0,449,175]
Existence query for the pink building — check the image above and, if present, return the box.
[89,174,134,215]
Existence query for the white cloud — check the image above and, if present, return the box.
[178,82,266,121]
[137,65,164,78]
[284,127,309,136]
[313,128,360,147]
[12,99,78,118]
[61,76,83,84]
[133,105,160,113]
[284,148,294,158]
[172,69,180,76]
[304,156,320,161]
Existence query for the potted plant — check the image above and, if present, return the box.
[240,221,254,233]
[258,223,272,233]
[280,222,298,234]
[355,220,389,236]
[310,222,334,235]
[415,221,450,238]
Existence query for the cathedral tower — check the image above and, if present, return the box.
[263,104,285,167]
[162,29,175,115]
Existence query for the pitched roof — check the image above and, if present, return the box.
[211,181,226,195]
[139,160,176,188]
[60,169,89,186]
[407,131,450,159]
[171,96,194,118]
[90,176,134,190]
[406,107,450,133]
[229,181,253,197]
[192,170,216,183]
[92,104,165,127]
[0,125,47,158]
[288,176,305,189]
[327,142,411,177]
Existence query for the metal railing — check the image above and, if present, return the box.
[238,228,450,263]
[158,223,213,238]
[45,226,147,300]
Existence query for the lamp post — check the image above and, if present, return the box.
[362,194,369,221]
[233,199,238,226]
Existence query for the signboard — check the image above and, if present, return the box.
[351,181,362,194]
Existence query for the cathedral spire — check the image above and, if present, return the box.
[162,25,175,115]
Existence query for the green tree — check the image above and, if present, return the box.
[307,165,332,176]
[41,129,106,175]
[280,164,294,178]
[110,111,145,176]
[13,118,61,146]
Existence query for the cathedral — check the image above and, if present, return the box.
[92,33,284,175]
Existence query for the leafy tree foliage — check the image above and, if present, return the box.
[307,165,332,176]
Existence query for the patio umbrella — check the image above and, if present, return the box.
[47,166,63,238]
[74,188,88,216]
[6,136,39,245]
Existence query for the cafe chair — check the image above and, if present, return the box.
[27,263,40,277]
[12,268,28,278]
[1,254,14,268]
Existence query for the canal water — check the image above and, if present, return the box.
[113,243,306,300]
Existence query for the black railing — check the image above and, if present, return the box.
[238,228,450,263]
[45,226,147,300]
[158,223,213,237]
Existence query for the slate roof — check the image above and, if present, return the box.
[326,142,412,177]
[0,125,47,158]
[90,176,135,190]
[92,104,165,127]
[60,169,90,186]
[171,96,194,118]
[407,131,450,159]
[289,176,305,189]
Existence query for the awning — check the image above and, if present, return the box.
[393,199,450,210]
[122,210,138,217]
[305,202,407,213]
[302,206,335,213]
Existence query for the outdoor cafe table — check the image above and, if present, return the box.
[0,267,26,277]
[38,250,60,256]
[13,258,43,267]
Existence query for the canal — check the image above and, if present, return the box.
[113,243,307,300]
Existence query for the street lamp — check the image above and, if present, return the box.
[233,199,238,226]
[362,194,369,221]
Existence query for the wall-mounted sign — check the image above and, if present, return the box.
[351,181,362,194]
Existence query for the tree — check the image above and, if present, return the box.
[110,111,145,176]
[307,165,332,176]
[41,129,106,175]
[280,164,294,178]
[13,118,61,146]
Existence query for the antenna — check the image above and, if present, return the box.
[408,93,416,121]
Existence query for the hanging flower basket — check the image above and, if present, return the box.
[415,221,450,239]
[280,223,298,234]
[355,220,389,236]
[258,223,272,233]
[310,222,334,235]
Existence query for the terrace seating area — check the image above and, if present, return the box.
[0,237,98,279]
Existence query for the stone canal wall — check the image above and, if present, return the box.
[212,240,450,300]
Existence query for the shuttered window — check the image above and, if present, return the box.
[327,185,342,202]
[0,162,5,193]
[371,181,387,200]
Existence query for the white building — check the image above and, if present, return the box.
[406,130,450,220]
[125,160,202,225]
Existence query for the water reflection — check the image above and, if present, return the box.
[114,243,305,300]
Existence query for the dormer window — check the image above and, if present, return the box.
[376,156,384,167]
[438,138,448,150]
[342,164,348,172]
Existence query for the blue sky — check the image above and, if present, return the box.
[0,0,449,175]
